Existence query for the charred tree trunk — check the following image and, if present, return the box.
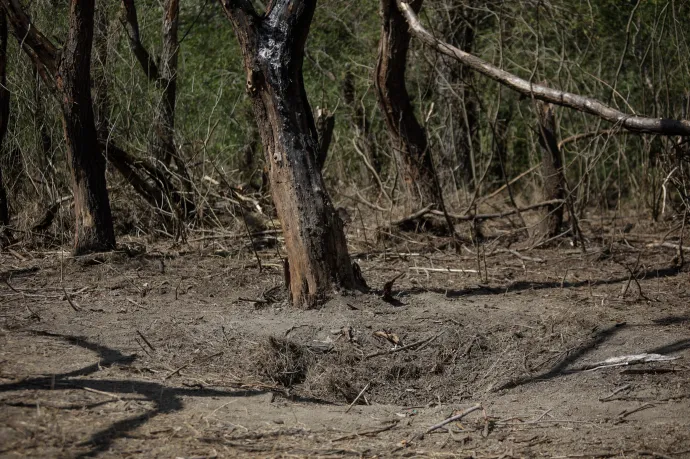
[375,0,437,204]
[221,0,358,308]
[58,0,115,254]
[0,12,9,227]
[537,102,565,238]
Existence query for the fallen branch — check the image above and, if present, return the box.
[331,422,398,442]
[345,382,370,413]
[431,199,566,222]
[397,0,690,136]
[409,266,479,274]
[365,332,442,359]
[164,351,223,380]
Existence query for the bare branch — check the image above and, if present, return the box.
[397,0,690,137]
[120,0,160,81]
[0,0,58,77]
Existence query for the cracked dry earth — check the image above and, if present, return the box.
[1,239,690,458]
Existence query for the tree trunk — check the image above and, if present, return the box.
[0,12,9,226]
[57,0,115,254]
[375,0,437,204]
[315,107,334,170]
[150,0,178,166]
[221,0,358,308]
[537,102,565,238]
[121,0,193,210]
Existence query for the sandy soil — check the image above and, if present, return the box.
[1,225,689,458]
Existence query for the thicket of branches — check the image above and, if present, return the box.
[1,0,689,249]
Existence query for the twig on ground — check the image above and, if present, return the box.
[599,384,632,401]
[136,330,156,352]
[331,422,398,442]
[365,332,442,359]
[407,404,483,443]
[618,403,655,419]
[165,351,224,380]
[345,382,370,413]
[238,297,269,305]
[409,266,479,274]
[62,286,80,312]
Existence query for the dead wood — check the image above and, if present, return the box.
[397,0,690,136]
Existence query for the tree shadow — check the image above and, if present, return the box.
[0,331,324,458]
[493,322,628,391]
[493,318,690,392]
[647,338,690,355]
[401,264,684,299]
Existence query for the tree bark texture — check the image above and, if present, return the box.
[537,102,565,238]
[0,12,8,226]
[375,0,437,205]
[397,0,690,136]
[57,0,115,254]
[221,0,357,308]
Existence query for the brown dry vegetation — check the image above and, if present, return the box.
[1,211,690,458]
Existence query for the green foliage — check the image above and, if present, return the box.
[3,0,690,227]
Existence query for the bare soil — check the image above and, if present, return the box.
[1,220,690,458]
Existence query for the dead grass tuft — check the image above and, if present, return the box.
[255,336,314,387]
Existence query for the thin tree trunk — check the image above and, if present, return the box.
[0,12,9,226]
[121,0,193,206]
[375,0,437,204]
[537,102,565,238]
[438,2,477,190]
[150,0,178,166]
[93,4,110,140]
[221,0,358,308]
[57,0,115,254]
[315,107,334,170]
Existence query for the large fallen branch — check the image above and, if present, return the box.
[397,0,690,136]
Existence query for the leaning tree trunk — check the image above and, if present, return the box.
[0,12,9,226]
[375,0,437,204]
[58,0,115,254]
[537,102,565,238]
[221,0,357,308]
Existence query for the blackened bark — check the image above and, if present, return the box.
[537,102,565,238]
[221,0,358,308]
[57,0,115,254]
[375,0,437,204]
[0,12,9,226]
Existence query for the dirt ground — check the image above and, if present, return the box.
[1,216,690,458]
